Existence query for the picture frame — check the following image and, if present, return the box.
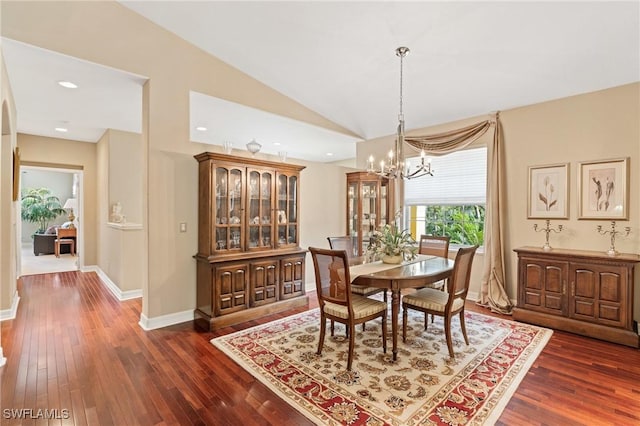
[12,147,20,201]
[578,157,629,220]
[528,163,569,219]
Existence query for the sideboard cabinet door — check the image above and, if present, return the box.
[519,256,568,316]
[280,255,305,299]
[569,262,628,328]
[250,259,279,307]
[214,263,248,316]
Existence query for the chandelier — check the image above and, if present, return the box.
[367,47,434,180]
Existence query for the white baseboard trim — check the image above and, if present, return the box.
[82,266,142,301]
[138,309,194,331]
[0,291,20,322]
[0,347,6,367]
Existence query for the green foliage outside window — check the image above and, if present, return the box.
[420,205,485,245]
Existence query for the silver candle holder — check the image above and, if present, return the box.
[596,221,631,256]
[533,219,563,251]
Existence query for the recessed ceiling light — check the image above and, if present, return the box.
[54,127,68,132]
[326,152,334,156]
[196,126,207,131]
[273,142,281,146]
[57,81,78,89]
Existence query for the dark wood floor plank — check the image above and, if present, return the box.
[2,271,639,426]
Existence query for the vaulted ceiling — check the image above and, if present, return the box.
[3,1,638,162]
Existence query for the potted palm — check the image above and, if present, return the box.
[21,187,66,234]
[366,211,418,264]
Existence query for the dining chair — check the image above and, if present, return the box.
[309,247,387,371]
[55,228,76,258]
[401,245,478,358]
[417,235,451,323]
[327,236,387,332]
[418,235,451,287]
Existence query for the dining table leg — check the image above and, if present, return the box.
[390,286,400,361]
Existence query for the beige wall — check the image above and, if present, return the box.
[96,129,145,294]
[17,134,98,266]
[1,52,18,313]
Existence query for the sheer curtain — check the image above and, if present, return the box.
[404,112,513,314]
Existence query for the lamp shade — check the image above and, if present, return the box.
[63,198,77,210]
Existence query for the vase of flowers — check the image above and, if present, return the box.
[366,213,418,263]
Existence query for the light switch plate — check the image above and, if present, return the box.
[179,222,187,232]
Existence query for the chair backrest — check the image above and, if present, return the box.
[419,235,450,258]
[56,228,76,239]
[446,245,478,305]
[309,247,354,313]
[327,236,355,257]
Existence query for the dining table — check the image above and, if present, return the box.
[349,254,455,361]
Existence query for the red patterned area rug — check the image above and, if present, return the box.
[211,309,552,425]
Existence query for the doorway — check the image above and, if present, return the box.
[19,165,83,276]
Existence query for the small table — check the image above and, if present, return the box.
[351,255,454,361]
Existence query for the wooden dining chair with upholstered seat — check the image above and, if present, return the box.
[55,228,76,258]
[310,247,387,371]
[418,235,451,288]
[328,236,387,300]
[327,236,387,333]
[402,245,478,358]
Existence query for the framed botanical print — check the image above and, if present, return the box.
[528,163,569,219]
[578,157,629,220]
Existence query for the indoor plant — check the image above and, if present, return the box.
[366,213,418,264]
[21,187,66,234]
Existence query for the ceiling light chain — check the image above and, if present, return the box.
[367,47,433,180]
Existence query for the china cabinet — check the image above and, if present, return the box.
[513,246,640,347]
[346,172,391,256]
[194,152,307,330]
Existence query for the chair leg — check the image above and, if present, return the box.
[424,313,428,330]
[362,323,366,331]
[347,323,356,371]
[444,314,454,358]
[402,306,408,342]
[381,311,387,354]
[330,319,334,336]
[459,310,469,345]
[317,313,327,356]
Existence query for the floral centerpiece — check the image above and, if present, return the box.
[366,212,418,264]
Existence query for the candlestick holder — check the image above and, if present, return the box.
[533,219,563,251]
[596,221,631,256]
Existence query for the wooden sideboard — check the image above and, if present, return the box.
[194,152,308,331]
[513,246,640,347]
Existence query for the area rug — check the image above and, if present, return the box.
[211,309,552,425]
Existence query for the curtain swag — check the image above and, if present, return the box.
[404,112,513,314]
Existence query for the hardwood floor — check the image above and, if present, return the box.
[1,271,639,425]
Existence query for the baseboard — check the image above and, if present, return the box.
[0,291,20,322]
[138,309,194,331]
[82,266,142,301]
[0,347,6,367]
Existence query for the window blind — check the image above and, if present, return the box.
[404,147,487,205]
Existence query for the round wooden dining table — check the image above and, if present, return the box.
[350,255,454,361]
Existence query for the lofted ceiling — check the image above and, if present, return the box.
[2,1,639,162]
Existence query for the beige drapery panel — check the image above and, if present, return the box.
[404,113,513,314]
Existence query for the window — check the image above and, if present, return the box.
[404,147,487,246]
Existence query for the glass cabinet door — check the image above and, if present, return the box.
[380,180,388,226]
[361,181,378,251]
[276,173,298,248]
[347,182,359,253]
[247,169,273,250]
[215,166,244,252]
